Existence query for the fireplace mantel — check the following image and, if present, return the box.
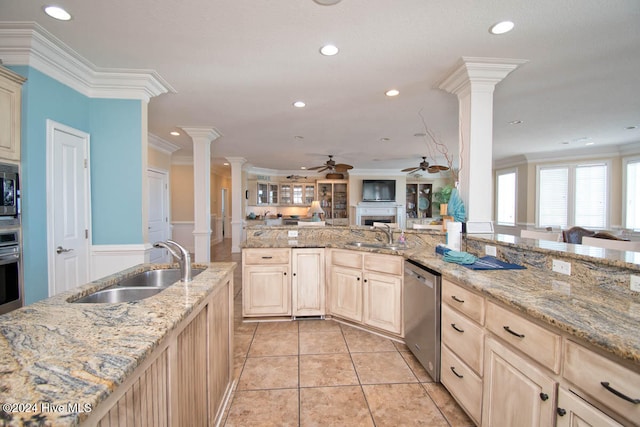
[353,202,405,228]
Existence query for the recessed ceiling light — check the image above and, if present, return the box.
[560,141,570,145]
[414,133,426,137]
[585,142,595,146]
[44,5,72,21]
[293,101,306,108]
[509,120,523,125]
[312,0,342,5]
[320,44,339,56]
[223,162,229,166]
[170,131,180,136]
[625,125,638,130]
[294,135,304,140]
[300,166,307,170]
[489,21,514,35]
[385,89,399,97]
[380,137,391,142]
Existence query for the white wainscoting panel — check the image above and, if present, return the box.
[91,244,152,281]
[171,221,195,254]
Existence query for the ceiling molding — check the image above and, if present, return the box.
[148,133,180,154]
[437,57,529,95]
[0,21,175,101]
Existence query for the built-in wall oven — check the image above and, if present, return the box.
[0,230,21,315]
[0,162,19,227]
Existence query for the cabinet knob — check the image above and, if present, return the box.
[357,277,360,281]
[556,408,566,416]
[293,273,296,276]
[539,393,549,401]
[283,272,287,276]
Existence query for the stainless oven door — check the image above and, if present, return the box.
[0,245,21,314]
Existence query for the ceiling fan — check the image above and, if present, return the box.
[401,156,449,174]
[307,155,354,173]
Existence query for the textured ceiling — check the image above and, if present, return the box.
[1,0,639,173]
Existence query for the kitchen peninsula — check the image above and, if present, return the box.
[0,262,236,426]
[243,224,640,426]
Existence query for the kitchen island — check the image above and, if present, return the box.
[0,262,236,426]
[243,224,640,425]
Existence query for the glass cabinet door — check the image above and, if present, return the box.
[333,183,347,219]
[279,184,292,205]
[257,182,268,205]
[268,183,278,204]
[304,184,315,205]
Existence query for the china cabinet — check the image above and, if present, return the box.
[317,179,348,225]
[406,182,432,219]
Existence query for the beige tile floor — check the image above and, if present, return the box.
[212,240,474,427]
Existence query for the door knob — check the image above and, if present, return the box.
[56,246,74,254]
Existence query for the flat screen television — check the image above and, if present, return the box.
[362,179,396,202]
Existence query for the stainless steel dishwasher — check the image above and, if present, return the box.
[404,259,441,382]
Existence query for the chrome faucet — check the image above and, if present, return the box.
[153,240,192,282]
[381,223,394,244]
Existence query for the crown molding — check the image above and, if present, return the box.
[0,21,175,101]
[148,133,180,154]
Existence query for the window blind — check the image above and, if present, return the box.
[539,167,568,228]
[626,160,640,230]
[497,171,516,225]
[575,164,607,228]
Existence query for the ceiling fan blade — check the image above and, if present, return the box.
[401,166,419,172]
[307,165,324,171]
[335,164,353,172]
[427,165,450,173]
[315,166,330,172]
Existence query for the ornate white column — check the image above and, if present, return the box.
[181,127,222,262]
[438,57,527,222]
[225,156,246,253]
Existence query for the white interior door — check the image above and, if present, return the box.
[47,120,90,296]
[147,168,169,263]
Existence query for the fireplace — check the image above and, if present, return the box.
[362,216,395,226]
[355,202,404,227]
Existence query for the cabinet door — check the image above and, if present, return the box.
[329,265,362,322]
[556,388,623,427]
[482,337,556,427]
[256,182,268,205]
[280,184,292,205]
[268,183,279,204]
[0,67,24,161]
[292,248,325,316]
[243,265,291,316]
[363,271,402,335]
[304,184,315,205]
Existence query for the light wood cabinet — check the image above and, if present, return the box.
[243,248,291,317]
[556,388,623,427]
[0,66,25,162]
[328,249,403,336]
[292,248,325,317]
[440,279,486,425]
[563,340,640,425]
[90,273,234,426]
[482,336,557,427]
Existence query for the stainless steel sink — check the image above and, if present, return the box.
[346,241,405,251]
[116,268,204,288]
[73,287,165,304]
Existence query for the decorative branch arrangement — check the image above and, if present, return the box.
[417,110,462,185]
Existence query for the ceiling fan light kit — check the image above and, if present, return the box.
[312,0,342,5]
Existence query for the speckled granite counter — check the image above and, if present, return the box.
[0,262,236,426]
[242,225,640,369]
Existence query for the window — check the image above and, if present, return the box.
[625,158,640,230]
[537,162,608,229]
[496,170,516,225]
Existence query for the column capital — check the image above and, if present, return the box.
[437,57,528,96]
[180,126,222,142]
[225,156,247,166]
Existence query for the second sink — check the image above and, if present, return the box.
[116,268,204,288]
[73,287,165,304]
[347,241,405,251]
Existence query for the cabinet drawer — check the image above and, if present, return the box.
[243,248,290,264]
[564,340,640,424]
[331,249,363,269]
[442,279,485,325]
[441,344,482,425]
[441,304,484,375]
[486,302,561,373]
[364,253,402,276]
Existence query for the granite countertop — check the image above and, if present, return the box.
[0,262,236,426]
[242,238,640,369]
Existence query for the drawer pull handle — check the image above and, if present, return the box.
[262,256,273,259]
[451,323,465,333]
[450,366,463,378]
[557,408,566,416]
[503,326,525,338]
[539,393,549,401]
[600,382,640,404]
[451,295,465,303]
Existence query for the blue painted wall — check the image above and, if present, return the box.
[9,66,143,304]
